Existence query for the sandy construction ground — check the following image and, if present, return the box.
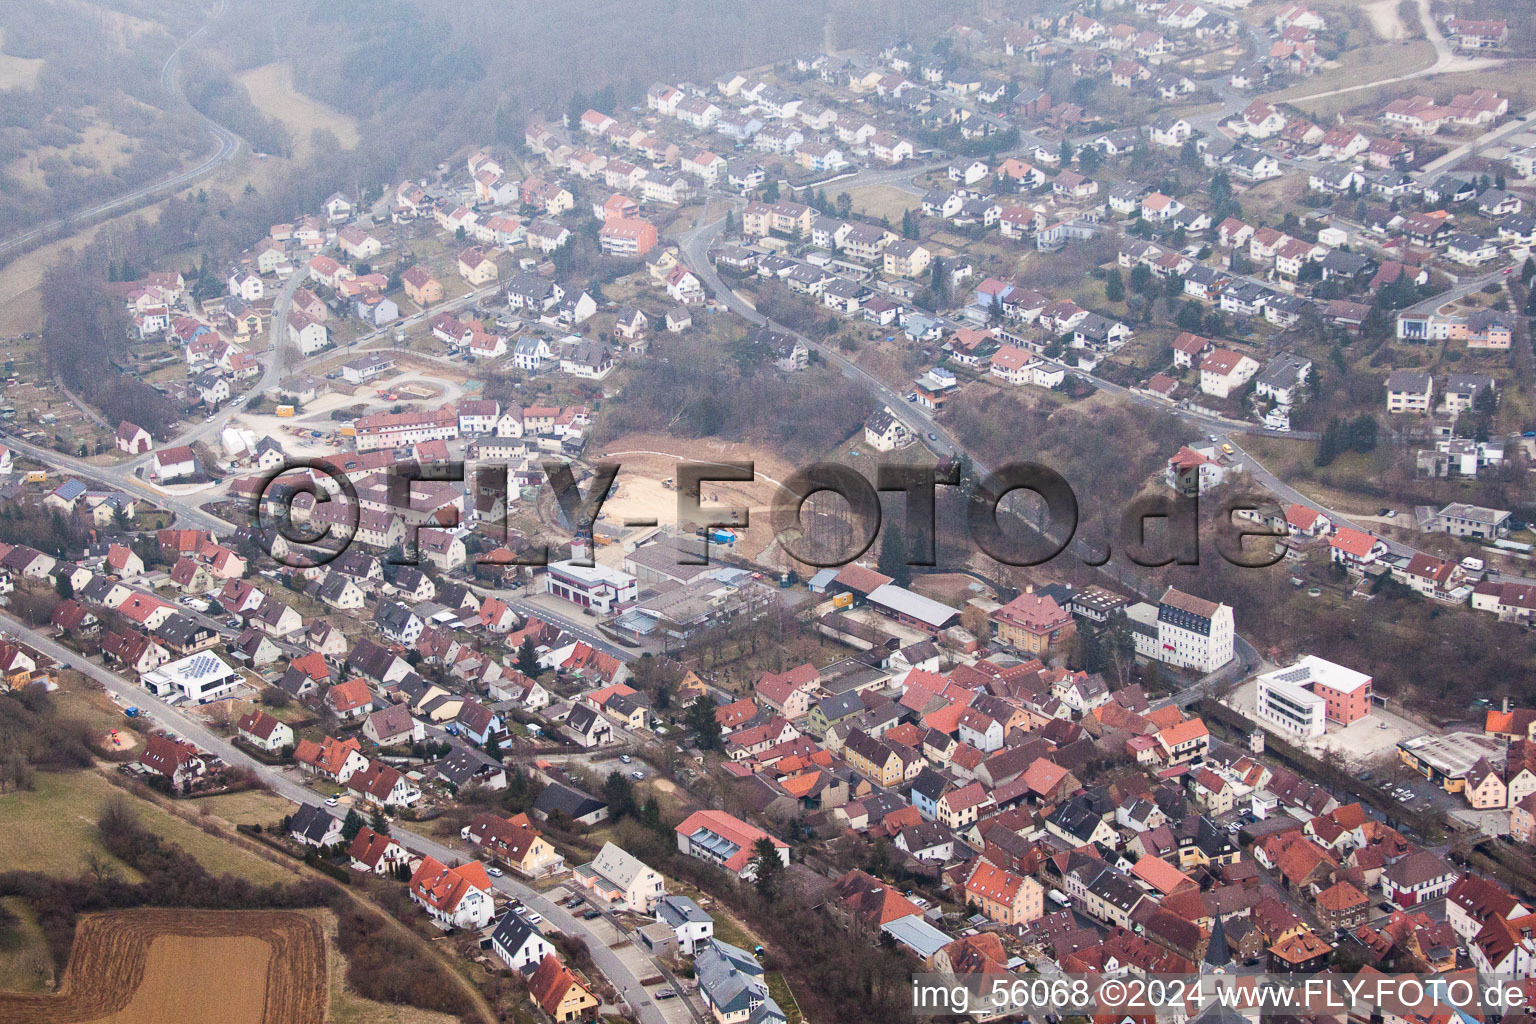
[593,434,797,563]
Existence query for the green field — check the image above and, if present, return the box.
[0,770,297,885]
[192,788,297,827]
[1267,41,1436,116]
[766,972,803,1024]
[0,897,51,993]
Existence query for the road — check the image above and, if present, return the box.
[0,0,241,261]
[1401,266,1514,315]
[129,263,311,477]
[1218,428,1536,589]
[1,615,679,1024]
[0,428,235,531]
[1417,106,1536,178]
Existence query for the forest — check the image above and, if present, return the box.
[38,258,180,435]
[0,0,205,241]
[595,330,875,459]
[945,387,1194,551]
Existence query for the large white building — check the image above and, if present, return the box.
[1256,656,1373,739]
[544,559,637,613]
[1256,670,1327,738]
[1126,587,1235,674]
[143,652,243,704]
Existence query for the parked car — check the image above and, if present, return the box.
[487,866,504,878]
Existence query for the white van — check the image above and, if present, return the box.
[1461,556,1485,572]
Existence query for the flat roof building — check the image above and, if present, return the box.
[143,651,242,704]
[544,559,637,613]
[1398,731,1507,792]
[1257,655,1373,734]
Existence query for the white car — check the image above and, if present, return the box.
[487,866,504,878]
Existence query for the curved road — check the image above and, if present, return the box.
[0,0,241,261]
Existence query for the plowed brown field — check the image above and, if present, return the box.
[0,908,325,1024]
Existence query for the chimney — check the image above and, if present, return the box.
[1504,697,1512,714]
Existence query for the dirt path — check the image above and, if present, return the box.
[1360,0,1407,41]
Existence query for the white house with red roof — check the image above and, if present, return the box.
[409,855,494,929]
[348,759,422,810]
[1171,332,1213,369]
[1200,349,1260,398]
[1329,527,1388,568]
[680,151,727,185]
[1237,100,1286,138]
[349,825,415,875]
[106,544,144,579]
[1140,192,1185,221]
[579,109,616,135]
[1285,504,1332,537]
[675,810,788,880]
[1165,445,1230,497]
[236,709,295,752]
[117,593,177,631]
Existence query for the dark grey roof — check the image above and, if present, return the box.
[815,690,865,721]
[534,781,605,820]
[656,894,712,928]
[490,911,549,963]
[435,748,504,788]
[910,766,950,803]
[289,803,338,845]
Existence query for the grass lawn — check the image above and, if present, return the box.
[0,771,296,885]
[846,185,921,222]
[133,510,174,530]
[0,30,43,91]
[0,896,51,993]
[1267,41,1436,115]
[704,905,759,952]
[765,972,803,1024]
[51,670,135,738]
[1240,434,1393,514]
[237,62,360,160]
[192,788,296,827]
